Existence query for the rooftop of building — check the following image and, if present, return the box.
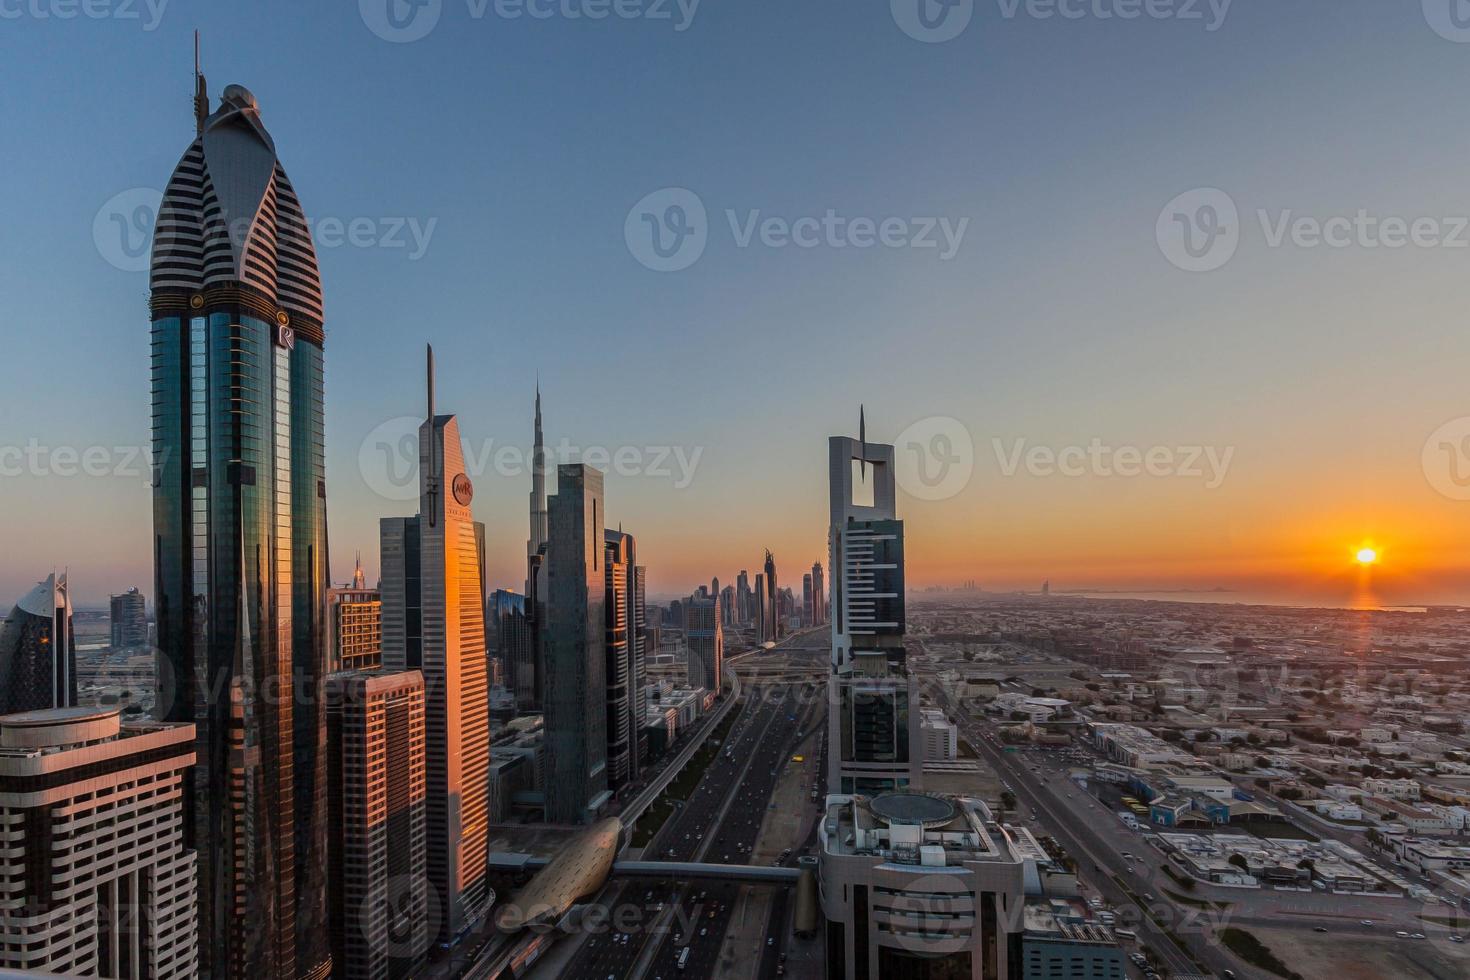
[822,792,1024,867]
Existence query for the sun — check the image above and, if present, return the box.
[1356,547,1379,566]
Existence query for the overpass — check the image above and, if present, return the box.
[487,853,801,886]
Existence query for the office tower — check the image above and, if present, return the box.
[632,565,649,766]
[604,529,640,789]
[543,464,610,824]
[736,570,752,625]
[488,589,532,709]
[110,586,149,649]
[0,706,197,978]
[149,79,330,979]
[720,584,736,627]
[325,670,429,980]
[0,573,77,713]
[827,417,922,795]
[523,385,549,712]
[763,550,780,642]
[683,592,723,694]
[710,577,720,606]
[803,573,814,627]
[328,579,382,673]
[818,793,1025,979]
[811,561,826,626]
[378,348,491,941]
[754,573,767,642]
[1041,579,1050,596]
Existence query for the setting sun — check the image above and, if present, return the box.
[1356,547,1379,566]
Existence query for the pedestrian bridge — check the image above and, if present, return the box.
[487,852,801,885]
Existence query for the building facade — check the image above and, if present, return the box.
[328,586,383,673]
[0,707,198,978]
[488,589,532,709]
[0,573,77,714]
[543,464,611,824]
[149,81,331,980]
[827,425,922,796]
[819,793,1025,980]
[683,592,723,694]
[325,670,429,980]
[378,349,491,942]
[110,587,149,649]
[604,530,642,790]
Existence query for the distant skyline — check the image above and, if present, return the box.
[6,1,1470,609]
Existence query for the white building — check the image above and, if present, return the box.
[0,707,197,978]
[921,708,959,761]
[820,793,1025,979]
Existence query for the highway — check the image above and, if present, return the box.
[560,631,824,980]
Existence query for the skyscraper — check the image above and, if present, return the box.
[379,347,491,941]
[604,529,639,790]
[631,564,649,766]
[325,670,429,980]
[763,550,780,643]
[720,584,736,627]
[811,560,826,626]
[149,78,330,979]
[754,572,767,642]
[523,385,549,712]
[328,577,382,673]
[683,592,723,694]
[488,589,532,708]
[543,464,611,824]
[0,707,199,979]
[735,570,752,625]
[0,573,77,714]
[110,586,149,649]
[802,572,814,627]
[827,417,922,795]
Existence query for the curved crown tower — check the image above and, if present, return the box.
[149,83,331,980]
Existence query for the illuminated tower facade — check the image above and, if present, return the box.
[149,80,330,979]
[379,349,491,941]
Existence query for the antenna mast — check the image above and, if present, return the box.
[193,31,208,135]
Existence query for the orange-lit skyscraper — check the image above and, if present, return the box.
[380,348,491,941]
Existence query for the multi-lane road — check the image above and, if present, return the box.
[561,629,826,980]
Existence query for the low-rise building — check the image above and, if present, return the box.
[1021,899,1126,980]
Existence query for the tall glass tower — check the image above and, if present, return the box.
[149,82,331,980]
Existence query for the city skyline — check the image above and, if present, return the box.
[9,3,1470,609]
[13,8,1470,980]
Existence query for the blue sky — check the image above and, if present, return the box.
[6,0,1470,606]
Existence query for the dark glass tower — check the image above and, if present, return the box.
[149,83,331,980]
[0,573,77,713]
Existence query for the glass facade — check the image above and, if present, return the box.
[152,309,330,979]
